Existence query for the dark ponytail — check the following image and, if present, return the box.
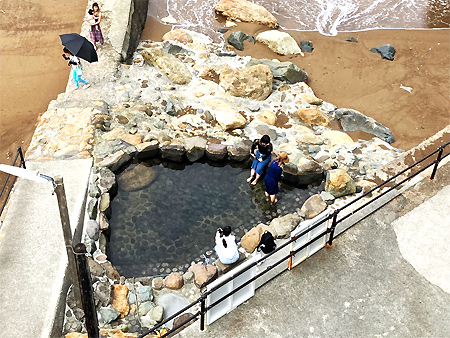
[222,238,227,248]
[220,226,232,248]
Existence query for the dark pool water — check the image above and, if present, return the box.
[108,158,324,278]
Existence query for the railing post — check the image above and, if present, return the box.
[430,146,443,180]
[327,210,339,246]
[74,243,99,338]
[200,294,206,331]
[17,147,26,169]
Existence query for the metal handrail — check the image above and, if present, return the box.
[137,141,450,338]
[0,147,26,217]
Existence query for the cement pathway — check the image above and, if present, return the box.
[0,159,92,338]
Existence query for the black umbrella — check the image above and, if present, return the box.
[59,33,98,62]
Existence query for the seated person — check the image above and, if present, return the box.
[247,135,273,185]
[214,226,239,264]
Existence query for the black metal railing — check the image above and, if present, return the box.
[0,147,26,218]
[137,141,450,338]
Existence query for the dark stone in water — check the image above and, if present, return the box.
[217,28,228,34]
[345,37,358,43]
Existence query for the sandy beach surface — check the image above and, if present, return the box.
[143,17,450,151]
[0,4,449,168]
[0,0,85,164]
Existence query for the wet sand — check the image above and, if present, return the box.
[143,17,450,151]
[0,0,86,164]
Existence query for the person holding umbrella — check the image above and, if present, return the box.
[62,48,90,90]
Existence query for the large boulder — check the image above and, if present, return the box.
[205,99,247,130]
[325,169,356,198]
[219,64,273,101]
[335,108,395,144]
[188,264,217,288]
[300,194,328,219]
[117,163,159,192]
[142,48,192,84]
[241,223,276,253]
[256,30,302,55]
[215,0,278,28]
[322,130,354,147]
[297,108,331,127]
[185,136,207,162]
[270,213,302,238]
[282,157,324,187]
[247,58,308,83]
[160,143,186,162]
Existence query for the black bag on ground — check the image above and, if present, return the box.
[258,231,276,254]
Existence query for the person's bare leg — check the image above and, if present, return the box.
[247,168,256,182]
[251,174,261,185]
[270,194,277,203]
[264,191,269,200]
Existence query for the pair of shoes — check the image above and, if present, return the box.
[83,83,91,89]
[246,177,253,183]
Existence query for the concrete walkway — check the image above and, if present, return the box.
[0,159,92,338]
[178,162,450,337]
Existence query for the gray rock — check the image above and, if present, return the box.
[86,220,100,240]
[136,285,153,303]
[161,144,186,162]
[94,281,112,307]
[370,44,395,61]
[117,163,159,192]
[228,141,251,162]
[142,48,192,84]
[88,257,104,277]
[87,198,98,220]
[300,194,327,219]
[98,212,109,231]
[204,110,214,123]
[320,191,335,205]
[185,136,207,162]
[308,145,321,153]
[335,108,395,144]
[165,98,178,116]
[98,305,120,325]
[149,305,164,322]
[99,193,110,213]
[206,143,227,161]
[98,232,108,253]
[216,51,236,57]
[255,125,277,141]
[138,301,155,316]
[183,271,194,284]
[84,237,97,254]
[300,41,314,53]
[325,168,357,198]
[157,293,190,329]
[162,42,191,55]
[247,58,308,83]
[88,182,101,198]
[227,31,248,51]
[270,213,301,238]
[97,167,117,194]
[97,150,132,173]
[128,291,136,305]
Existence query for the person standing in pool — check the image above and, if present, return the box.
[247,135,273,185]
[264,152,289,203]
[214,226,239,264]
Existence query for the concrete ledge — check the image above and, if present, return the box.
[0,159,92,338]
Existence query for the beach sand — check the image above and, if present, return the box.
[143,17,450,151]
[0,0,86,164]
[0,8,448,167]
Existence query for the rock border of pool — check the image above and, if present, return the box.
[22,0,443,336]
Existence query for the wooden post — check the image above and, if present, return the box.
[74,243,99,338]
[53,175,82,306]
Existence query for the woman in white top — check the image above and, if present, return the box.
[62,48,90,90]
[215,226,239,264]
